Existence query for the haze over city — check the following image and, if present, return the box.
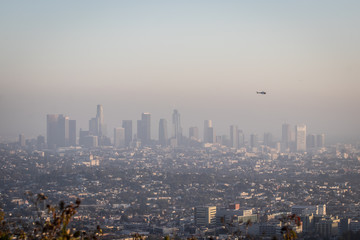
[1,1,360,142]
[2,2,360,239]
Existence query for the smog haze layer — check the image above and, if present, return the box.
[1,1,360,143]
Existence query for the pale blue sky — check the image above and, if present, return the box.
[1,1,360,142]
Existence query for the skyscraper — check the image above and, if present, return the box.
[317,134,325,148]
[69,120,76,146]
[263,132,273,147]
[230,125,239,148]
[47,114,59,149]
[37,135,45,149]
[250,134,258,149]
[122,120,133,147]
[204,120,214,143]
[282,123,291,151]
[83,135,98,148]
[19,134,25,147]
[307,134,316,149]
[87,105,108,146]
[137,120,143,141]
[96,104,104,137]
[189,127,199,140]
[238,130,245,148]
[89,118,98,136]
[206,127,214,143]
[58,115,69,147]
[159,119,168,146]
[172,109,182,144]
[139,113,151,144]
[295,124,306,152]
[114,127,125,148]
[79,129,89,146]
[47,114,74,148]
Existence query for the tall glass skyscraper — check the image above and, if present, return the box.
[172,109,182,145]
[140,113,151,144]
[159,118,168,146]
[122,120,133,147]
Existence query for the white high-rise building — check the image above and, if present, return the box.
[295,124,306,152]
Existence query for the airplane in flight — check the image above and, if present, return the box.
[256,91,266,95]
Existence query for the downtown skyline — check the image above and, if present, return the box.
[1,1,359,143]
[41,104,327,150]
[0,102,352,146]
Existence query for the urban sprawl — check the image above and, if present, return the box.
[2,105,360,239]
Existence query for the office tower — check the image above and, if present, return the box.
[114,127,125,148]
[238,130,245,147]
[204,127,214,143]
[250,134,258,149]
[307,134,316,149]
[69,120,76,146]
[47,114,75,148]
[172,109,182,144]
[221,134,230,147]
[204,120,214,143]
[136,120,143,140]
[58,115,69,147]
[189,127,199,140]
[159,119,168,146]
[79,129,89,146]
[295,124,306,152]
[141,113,151,144]
[96,104,104,137]
[195,206,217,227]
[282,123,291,150]
[317,134,325,148]
[122,120,133,147]
[263,132,273,147]
[88,105,106,145]
[19,134,25,147]
[37,135,45,149]
[215,135,222,144]
[230,125,238,148]
[83,135,98,148]
[89,118,98,136]
[47,114,59,148]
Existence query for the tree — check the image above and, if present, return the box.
[0,193,102,240]
[279,214,301,240]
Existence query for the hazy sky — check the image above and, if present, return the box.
[1,1,360,142]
